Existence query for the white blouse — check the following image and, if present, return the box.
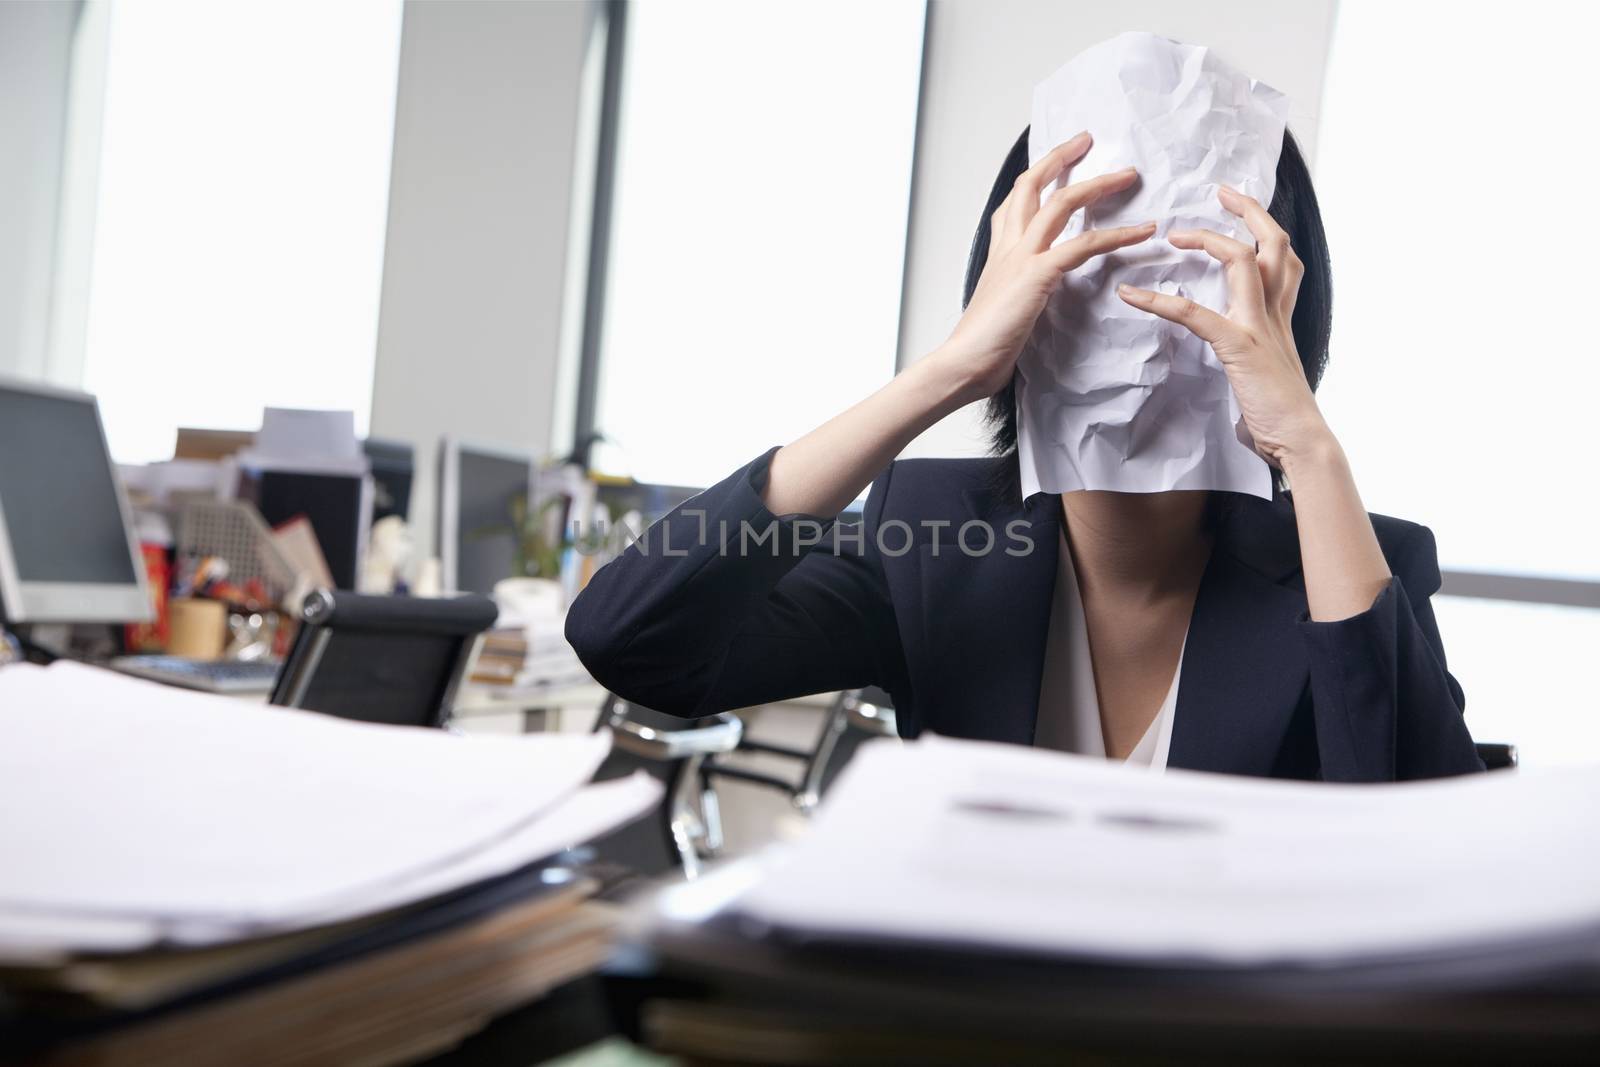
[1034,531,1184,770]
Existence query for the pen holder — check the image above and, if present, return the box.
[167,597,228,660]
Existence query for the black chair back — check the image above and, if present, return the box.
[269,589,497,728]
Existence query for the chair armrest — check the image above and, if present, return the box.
[1474,741,1518,771]
[842,691,897,737]
[608,710,744,760]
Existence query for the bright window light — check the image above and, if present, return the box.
[1431,597,1600,769]
[1316,1,1600,765]
[78,0,403,463]
[592,0,925,489]
[1314,1,1600,582]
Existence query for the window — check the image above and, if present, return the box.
[74,0,403,463]
[588,0,925,489]
[1424,599,1600,766]
[1315,1,1600,765]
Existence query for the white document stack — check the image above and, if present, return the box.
[637,737,1600,1062]
[728,736,1600,968]
[0,661,658,959]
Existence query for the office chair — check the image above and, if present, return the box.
[1475,742,1518,771]
[585,695,744,878]
[709,688,1517,798]
[698,686,899,818]
[270,589,498,728]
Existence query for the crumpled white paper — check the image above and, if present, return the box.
[1017,32,1290,499]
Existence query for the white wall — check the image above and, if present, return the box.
[897,0,1339,458]
[0,0,80,383]
[370,0,597,554]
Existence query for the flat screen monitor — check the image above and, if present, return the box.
[595,481,704,529]
[0,378,151,624]
[437,437,533,596]
[243,469,371,591]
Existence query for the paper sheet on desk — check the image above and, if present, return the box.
[0,774,660,957]
[734,737,1600,966]
[0,662,656,952]
[1017,33,1288,499]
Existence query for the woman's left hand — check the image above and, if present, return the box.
[1116,186,1332,470]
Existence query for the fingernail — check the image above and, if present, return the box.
[1117,283,1135,296]
[1073,130,1091,142]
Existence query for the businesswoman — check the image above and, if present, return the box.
[567,129,1485,781]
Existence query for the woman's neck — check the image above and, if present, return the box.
[1060,490,1212,600]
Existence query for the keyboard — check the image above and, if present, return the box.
[110,656,283,694]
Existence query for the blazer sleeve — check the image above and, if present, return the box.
[564,449,905,717]
[1296,524,1485,781]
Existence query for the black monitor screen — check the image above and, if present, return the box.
[455,449,530,596]
[0,386,138,584]
[251,470,365,591]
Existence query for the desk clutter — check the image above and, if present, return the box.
[0,662,660,1064]
[0,379,648,709]
[116,410,418,669]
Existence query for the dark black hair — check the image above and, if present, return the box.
[964,128,1333,476]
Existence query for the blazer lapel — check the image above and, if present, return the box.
[1167,495,1312,775]
[913,488,1059,744]
[909,485,1311,768]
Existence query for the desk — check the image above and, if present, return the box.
[450,680,609,734]
[449,682,841,736]
[220,676,609,735]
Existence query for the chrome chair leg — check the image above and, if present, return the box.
[698,776,725,857]
[668,753,707,878]
[795,694,851,815]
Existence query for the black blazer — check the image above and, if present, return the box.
[567,450,1485,781]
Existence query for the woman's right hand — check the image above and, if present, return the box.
[760,135,1153,518]
[929,131,1156,404]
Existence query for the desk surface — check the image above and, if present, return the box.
[451,680,608,716]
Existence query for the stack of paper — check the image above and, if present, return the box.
[635,738,1600,1061]
[728,736,1600,966]
[489,583,591,690]
[518,636,590,689]
[0,661,659,957]
[708,737,1600,966]
[236,407,367,475]
[0,661,659,1064]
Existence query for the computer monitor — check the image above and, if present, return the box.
[437,437,533,595]
[0,378,151,624]
[238,468,372,591]
[594,481,704,528]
